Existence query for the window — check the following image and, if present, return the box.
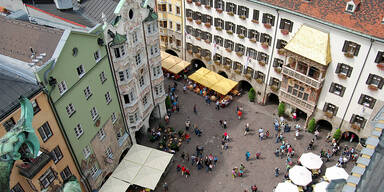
[223,57,232,66]
[10,183,24,192]
[76,65,85,77]
[31,100,40,114]
[83,145,91,159]
[279,18,293,32]
[94,50,101,62]
[248,29,259,41]
[335,63,353,77]
[214,18,224,29]
[350,114,366,129]
[238,6,249,18]
[39,168,55,189]
[329,83,346,97]
[155,85,163,96]
[202,14,212,25]
[135,53,141,65]
[287,84,308,101]
[119,71,125,81]
[66,103,76,117]
[269,77,280,88]
[345,2,355,12]
[139,75,145,87]
[89,164,100,179]
[254,71,265,82]
[99,71,107,83]
[114,45,126,58]
[97,128,106,140]
[214,0,224,10]
[168,4,172,13]
[169,21,173,30]
[247,48,257,60]
[358,94,376,109]
[233,62,242,70]
[213,35,223,46]
[142,93,149,106]
[342,41,361,56]
[257,52,269,63]
[176,6,181,15]
[111,112,117,124]
[129,112,139,123]
[235,43,245,54]
[58,81,67,95]
[366,74,384,89]
[51,146,63,164]
[38,122,53,142]
[226,2,236,14]
[276,39,287,49]
[123,91,135,104]
[132,31,138,44]
[273,58,284,68]
[105,147,113,159]
[176,23,181,31]
[153,66,162,77]
[3,117,15,132]
[262,13,275,26]
[213,54,222,63]
[225,21,235,33]
[192,12,202,21]
[236,25,247,37]
[186,9,193,18]
[176,40,181,47]
[84,86,92,99]
[224,39,234,51]
[90,107,99,121]
[74,124,83,138]
[105,92,112,104]
[323,103,338,116]
[60,167,72,181]
[158,4,166,12]
[252,10,259,21]
[375,51,384,63]
[260,33,272,45]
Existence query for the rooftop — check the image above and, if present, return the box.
[0,16,63,64]
[259,0,384,39]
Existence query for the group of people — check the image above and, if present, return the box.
[232,163,246,178]
[190,149,218,173]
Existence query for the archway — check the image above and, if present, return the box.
[191,59,206,72]
[165,49,178,57]
[296,108,307,121]
[135,126,145,144]
[218,71,228,78]
[341,131,359,143]
[316,120,333,131]
[266,93,279,105]
[238,80,253,92]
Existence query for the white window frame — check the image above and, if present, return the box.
[105,147,113,159]
[77,65,85,78]
[74,124,84,139]
[139,75,145,87]
[97,128,106,140]
[52,146,63,164]
[84,86,92,99]
[99,71,107,83]
[111,112,117,124]
[66,103,76,117]
[39,168,55,189]
[142,93,149,106]
[58,81,67,95]
[83,145,91,159]
[132,31,138,44]
[94,50,101,63]
[90,107,99,121]
[38,122,53,142]
[105,91,112,104]
[135,52,142,65]
[89,164,99,178]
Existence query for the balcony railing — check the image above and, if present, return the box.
[282,66,324,89]
[17,151,52,179]
[279,89,316,113]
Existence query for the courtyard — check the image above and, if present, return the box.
[141,78,356,192]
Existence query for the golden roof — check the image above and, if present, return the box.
[285,25,331,66]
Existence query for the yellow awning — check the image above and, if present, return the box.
[161,56,182,71]
[213,78,238,95]
[188,68,238,95]
[284,25,331,66]
[168,60,191,74]
[161,51,171,60]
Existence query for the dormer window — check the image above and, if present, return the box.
[345,1,359,13]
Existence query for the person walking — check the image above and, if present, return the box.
[237,110,243,120]
[193,104,197,114]
[185,119,191,131]
[274,167,280,177]
[245,151,251,161]
[244,123,250,136]
[183,85,187,94]
[223,120,227,129]
[216,100,220,110]
[163,182,168,192]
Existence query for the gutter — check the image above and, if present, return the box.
[246,0,384,43]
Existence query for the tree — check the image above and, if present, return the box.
[278,102,285,116]
[248,88,256,102]
[333,129,342,140]
[307,118,316,133]
[165,96,171,109]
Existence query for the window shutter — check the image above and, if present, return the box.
[276,39,281,49]
[262,14,266,23]
[257,52,262,61]
[350,114,356,123]
[253,10,259,20]
[260,34,265,42]
[361,118,367,129]
[340,86,346,97]
[329,83,335,93]
[370,98,377,109]
[289,21,293,32]
[347,66,353,77]
[269,77,273,86]
[358,94,365,105]
[354,44,361,56]
[271,15,275,26]
[323,103,328,112]
[378,77,384,89]
[334,106,339,116]
[246,7,249,17]
[366,74,373,85]
[335,63,341,73]
[342,41,349,52]
[256,32,260,41]
[279,19,285,29]
[375,52,383,63]
[225,2,230,12]
[233,4,237,14]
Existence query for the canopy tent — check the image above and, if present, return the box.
[168,60,191,74]
[161,51,190,74]
[325,166,349,181]
[299,152,323,170]
[99,144,173,192]
[314,181,329,192]
[162,56,182,70]
[289,165,313,186]
[188,68,238,95]
[275,181,299,192]
[161,51,172,60]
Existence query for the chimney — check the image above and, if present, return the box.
[54,0,73,10]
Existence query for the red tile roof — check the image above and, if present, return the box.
[259,0,384,39]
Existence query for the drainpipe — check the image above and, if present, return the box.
[182,0,186,61]
[262,9,280,104]
[338,39,374,130]
[105,40,132,144]
[43,88,92,192]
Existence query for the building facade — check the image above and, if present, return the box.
[0,70,84,192]
[156,0,184,58]
[103,0,167,144]
[183,0,384,140]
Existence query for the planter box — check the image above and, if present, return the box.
[216,8,223,13]
[215,26,222,31]
[277,49,285,55]
[351,123,361,131]
[281,29,289,35]
[226,48,232,53]
[205,5,211,9]
[195,1,201,6]
[195,53,201,58]
[187,17,193,22]
[338,73,347,79]
[261,42,269,49]
[245,74,252,80]
[258,61,266,66]
[195,36,201,41]
[195,20,202,25]
[235,69,242,74]
[204,56,211,61]
[205,23,211,28]
[377,63,384,70]
[239,15,246,20]
[264,23,272,29]
[324,111,333,118]
[205,39,211,44]
[270,85,279,92]
[256,78,263,84]
[344,52,354,58]
[236,52,244,57]
[251,19,259,24]
[224,65,231,70]
[274,68,281,73]
[187,49,193,54]
[214,60,221,65]
[187,0,192,3]
[227,12,234,16]
[238,34,245,39]
[250,38,257,43]
[226,30,233,35]
[368,84,378,91]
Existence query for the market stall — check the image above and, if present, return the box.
[161,51,191,75]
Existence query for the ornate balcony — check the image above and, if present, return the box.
[17,151,52,179]
[282,66,324,89]
[279,89,315,114]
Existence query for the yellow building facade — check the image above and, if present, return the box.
[0,91,85,192]
[157,0,184,58]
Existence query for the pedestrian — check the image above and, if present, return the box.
[314,129,319,140]
[214,156,218,166]
[224,142,228,150]
[266,130,270,138]
[245,151,251,161]
[219,120,223,128]
[274,121,279,131]
[165,115,169,124]
[223,120,227,129]
[221,140,225,150]
[232,168,236,179]
[181,166,186,175]
[350,133,355,143]
[216,100,220,110]
[295,130,299,140]
[259,132,264,141]
[255,152,261,159]
[163,182,168,192]
[193,104,197,114]
[237,110,242,120]
[275,148,280,157]
[177,164,181,173]
[244,123,250,136]
[185,119,191,131]
[183,85,187,93]
[251,185,258,192]
[185,168,190,178]
[292,112,297,121]
[275,167,280,177]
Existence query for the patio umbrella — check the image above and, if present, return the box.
[313,181,329,192]
[325,166,349,181]
[299,152,323,169]
[289,165,312,186]
[275,181,299,192]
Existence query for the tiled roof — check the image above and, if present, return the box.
[259,0,384,39]
[72,0,119,24]
[0,16,63,64]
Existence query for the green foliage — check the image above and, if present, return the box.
[278,102,285,116]
[165,96,172,109]
[248,88,256,102]
[333,129,342,140]
[307,118,316,133]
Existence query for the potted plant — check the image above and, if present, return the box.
[227,11,234,16]
[224,65,231,70]
[251,19,259,24]
[258,61,265,66]
[215,26,222,31]
[274,67,281,73]
[245,73,252,80]
[377,63,384,70]
[236,51,244,57]
[333,129,342,140]
[204,56,211,61]
[324,111,333,118]
[338,73,347,79]
[187,17,193,22]
[307,118,316,133]
[344,52,354,58]
[270,85,279,92]
[195,36,201,41]
[239,15,246,20]
[195,1,201,6]
[205,39,211,44]
[214,60,220,65]
[195,53,201,58]
[248,88,256,102]
[226,30,233,35]
[226,48,232,53]
[261,42,269,49]
[264,23,272,29]
[278,102,285,117]
[238,34,245,39]
[368,84,378,91]
[195,20,202,25]
[256,78,263,84]
[216,8,223,13]
[187,49,193,54]
[281,29,289,35]
[205,4,211,9]
[351,123,361,131]
[250,38,257,43]
[205,22,211,28]
[277,49,285,55]
[235,69,242,74]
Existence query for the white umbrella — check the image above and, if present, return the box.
[299,152,323,170]
[314,181,329,192]
[289,165,312,186]
[275,181,299,192]
[325,166,349,181]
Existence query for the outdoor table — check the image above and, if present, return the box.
[210,96,217,101]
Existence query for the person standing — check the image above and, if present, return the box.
[185,119,191,131]
[223,120,227,129]
[193,104,197,114]
[163,182,168,192]
[245,151,251,161]
[275,167,280,177]
[244,123,250,136]
[292,112,297,121]
[237,110,243,120]
[216,100,220,110]
[314,129,319,140]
